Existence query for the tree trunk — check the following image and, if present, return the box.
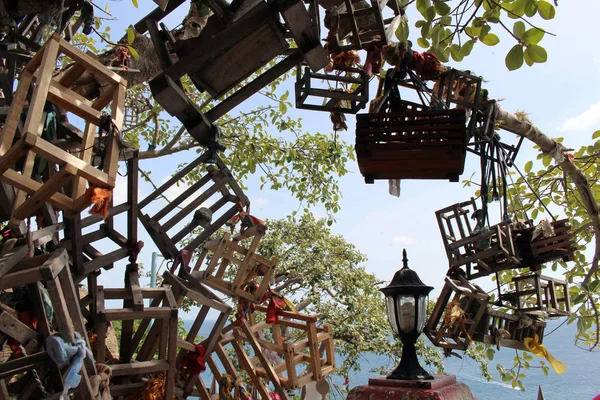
[495,105,600,283]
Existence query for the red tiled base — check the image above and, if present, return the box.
[347,375,476,400]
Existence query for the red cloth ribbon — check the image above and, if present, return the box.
[170,249,192,273]
[129,240,144,263]
[409,50,444,81]
[181,344,206,376]
[8,311,38,355]
[363,43,383,78]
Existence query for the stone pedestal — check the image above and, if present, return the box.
[346,374,476,400]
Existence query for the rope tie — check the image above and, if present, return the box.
[18,344,48,398]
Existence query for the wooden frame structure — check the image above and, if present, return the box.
[295,64,369,113]
[60,151,140,281]
[233,305,336,390]
[425,276,489,351]
[506,274,570,317]
[0,248,97,399]
[513,219,576,269]
[0,34,126,228]
[186,329,278,400]
[327,0,388,51]
[138,153,249,260]
[188,232,277,303]
[148,0,328,146]
[472,308,546,351]
[93,285,179,398]
[436,199,520,279]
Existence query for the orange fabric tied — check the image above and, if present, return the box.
[85,185,112,219]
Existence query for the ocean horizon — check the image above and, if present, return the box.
[183,319,599,399]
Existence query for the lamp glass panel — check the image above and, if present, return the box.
[385,296,399,334]
[417,295,428,333]
[396,295,416,334]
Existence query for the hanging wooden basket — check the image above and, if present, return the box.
[355,107,467,183]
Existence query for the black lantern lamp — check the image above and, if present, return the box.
[380,249,434,380]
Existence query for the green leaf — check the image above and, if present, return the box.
[524,0,538,17]
[127,26,135,44]
[509,0,528,17]
[532,208,539,220]
[505,44,524,70]
[523,28,545,45]
[450,44,463,62]
[538,0,556,19]
[542,154,552,167]
[425,5,436,21]
[526,44,548,63]
[415,20,426,28]
[524,160,533,173]
[396,16,410,42]
[433,46,450,63]
[459,40,474,57]
[486,348,495,360]
[131,0,138,7]
[417,0,432,18]
[440,15,452,26]
[417,37,430,48]
[280,91,289,101]
[481,33,500,46]
[513,21,526,39]
[524,49,534,66]
[592,130,600,140]
[434,1,451,15]
[421,22,432,38]
[127,45,139,61]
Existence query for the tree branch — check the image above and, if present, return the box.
[139,137,200,159]
[496,105,600,284]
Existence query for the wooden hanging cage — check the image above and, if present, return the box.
[425,275,489,351]
[472,308,546,351]
[435,198,521,279]
[501,273,571,317]
[295,64,369,113]
[512,218,576,270]
[325,0,392,51]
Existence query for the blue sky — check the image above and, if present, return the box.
[89,0,600,316]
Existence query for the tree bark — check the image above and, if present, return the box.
[496,105,600,283]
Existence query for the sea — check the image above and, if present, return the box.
[183,319,599,400]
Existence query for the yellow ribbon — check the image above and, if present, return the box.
[524,335,567,375]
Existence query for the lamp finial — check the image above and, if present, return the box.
[402,249,408,268]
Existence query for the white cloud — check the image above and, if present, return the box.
[251,197,267,208]
[557,101,600,132]
[392,235,417,245]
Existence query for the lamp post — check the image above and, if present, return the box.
[380,249,433,380]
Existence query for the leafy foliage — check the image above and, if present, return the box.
[398,0,556,70]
